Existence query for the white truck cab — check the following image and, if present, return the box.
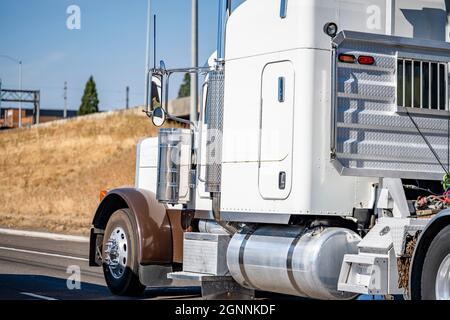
[91,0,450,300]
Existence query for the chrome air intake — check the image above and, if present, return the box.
[227,225,361,300]
[156,128,192,204]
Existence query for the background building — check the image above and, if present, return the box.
[0,108,77,129]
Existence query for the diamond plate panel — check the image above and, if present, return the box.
[334,38,450,179]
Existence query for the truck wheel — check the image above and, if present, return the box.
[421,225,450,300]
[102,209,145,296]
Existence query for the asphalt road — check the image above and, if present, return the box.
[0,231,201,300]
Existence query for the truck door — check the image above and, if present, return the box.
[258,61,295,200]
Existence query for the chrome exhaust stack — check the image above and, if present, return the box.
[216,0,232,66]
[202,0,233,233]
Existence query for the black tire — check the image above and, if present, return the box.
[102,209,145,296]
[421,225,450,300]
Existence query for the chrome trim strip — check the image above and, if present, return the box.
[337,92,395,103]
[333,31,450,53]
[331,46,337,158]
[336,122,448,135]
[337,62,393,73]
[331,158,443,180]
[336,152,445,164]
[396,105,450,117]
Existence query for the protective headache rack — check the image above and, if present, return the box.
[331,31,450,181]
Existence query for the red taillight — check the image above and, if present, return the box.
[358,55,375,65]
[338,54,356,63]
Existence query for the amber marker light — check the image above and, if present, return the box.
[338,54,356,63]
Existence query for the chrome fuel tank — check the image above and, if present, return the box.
[227,225,361,300]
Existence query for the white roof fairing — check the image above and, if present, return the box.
[225,0,449,61]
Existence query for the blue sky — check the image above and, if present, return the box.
[0,0,244,111]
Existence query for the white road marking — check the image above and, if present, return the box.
[20,292,58,301]
[0,228,89,243]
[0,246,89,262]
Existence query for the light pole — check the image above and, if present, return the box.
[0,54,23,128]
[64,81,68,118]
[191,0,198,124]
[19,60,22,127]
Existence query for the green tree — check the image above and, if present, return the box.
[78,76,99,115]
[177,73,191,98]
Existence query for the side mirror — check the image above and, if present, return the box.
[152,107,166,127]
[150,75,163,110]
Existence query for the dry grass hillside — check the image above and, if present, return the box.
[0,108,164,235]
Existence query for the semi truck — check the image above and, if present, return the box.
[89,0,450,300]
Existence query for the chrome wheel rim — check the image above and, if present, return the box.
[104,226,128,279]
[436,254,450,300]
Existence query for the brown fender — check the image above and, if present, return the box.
[90,187,182,266]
